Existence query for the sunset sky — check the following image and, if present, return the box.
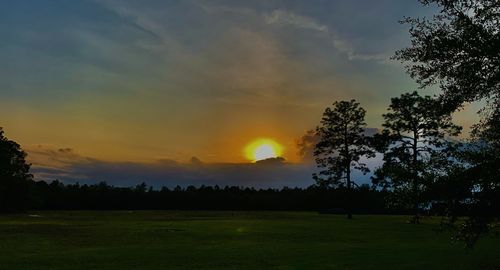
[1,1,480,187]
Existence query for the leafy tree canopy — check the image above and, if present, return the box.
[395,0,500,112]
[0,127,31,181]
[373,92,461,223]
[0,127,33,212]
[314,100,374,189]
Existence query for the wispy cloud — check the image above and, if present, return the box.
[264,10,328,32]
[190,0,257,17]
[264,9,389,62]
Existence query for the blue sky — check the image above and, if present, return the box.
[2,0,472,187]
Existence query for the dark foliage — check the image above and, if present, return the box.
[395,0,500,113]
[442,110,500,248]
[0,127,33,212]
[372,92,461,224]
[395,0,499,246]
[314,100,375,218]
[26,180,391,213]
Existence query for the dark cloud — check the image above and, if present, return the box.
[363,128,379,137]
[296,129,318,163]
[296,128,380,162]
[28,145,381,188]
[254,157,286,166]
[189,156,203,166]
[27,145,314,188]
[57,148,74,153]
[31,158,314,189]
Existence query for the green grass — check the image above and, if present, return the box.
[0,211,499,270]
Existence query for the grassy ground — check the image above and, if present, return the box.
[0,211,499,270]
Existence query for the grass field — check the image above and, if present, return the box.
[0,211,499,270]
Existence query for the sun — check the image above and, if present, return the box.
[244,138,284,162]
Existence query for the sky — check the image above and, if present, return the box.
[0,0,479,188]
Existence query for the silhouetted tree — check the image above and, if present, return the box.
[445,108,500,247]
[372,92,461,223]
[396,0,499,244]
[395,0,500,115]
[314,100,374,219]
[0,127,33,212]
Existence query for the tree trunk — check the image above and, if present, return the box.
[344,123,353,220]
[411,129,419,224]
[346,165,352,219]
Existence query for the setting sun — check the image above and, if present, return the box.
[244,139,284,162]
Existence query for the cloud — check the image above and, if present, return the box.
[25,131,384,188]
[189,156,203,166]
[264,10,328,32]
[264,9,389,62]
[296,129,319,163]
[27,145,94,168]
[191,0,257,17]
[27,145,316,188]
[26,129,383,189]
[296,128,380,163]
[254,157,286,166]
[363,128,380,137]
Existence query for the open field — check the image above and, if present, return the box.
[0,211,499,270]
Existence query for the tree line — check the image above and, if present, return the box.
[7,179,393,213]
